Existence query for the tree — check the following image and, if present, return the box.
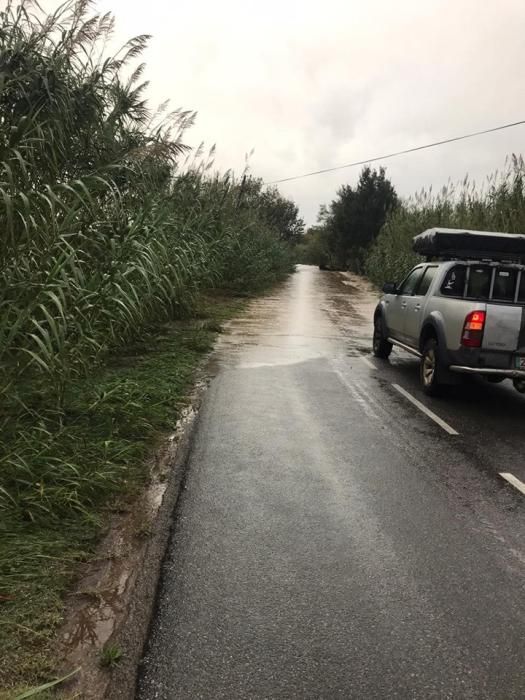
[295,225,329,265]
[260,187,305,245]
[319,167,398,271]
[237,177,305,245]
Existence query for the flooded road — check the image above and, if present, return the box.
[138,266,525,700]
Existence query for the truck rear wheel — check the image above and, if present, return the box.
[420,338,444,396]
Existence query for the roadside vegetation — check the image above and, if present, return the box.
[0,0,300,693]
[298,157,525,290]
[365,156,525,286]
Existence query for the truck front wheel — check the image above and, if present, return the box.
[372,316,392,359]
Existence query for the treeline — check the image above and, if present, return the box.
[298,157,525,288]
[0,0,302,524]
[365,156,525,286]
[296,166,397,272]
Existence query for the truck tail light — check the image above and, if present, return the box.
[461,310,486,348]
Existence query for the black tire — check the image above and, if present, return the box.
[486,376,505,384]
[373,316,392,359]
[420,338,444,396]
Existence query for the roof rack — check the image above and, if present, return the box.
[413,227,525,263]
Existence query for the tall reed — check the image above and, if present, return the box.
[365,156,525,286]
[0,0,294,524]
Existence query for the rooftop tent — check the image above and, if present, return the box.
[412,227,525,261]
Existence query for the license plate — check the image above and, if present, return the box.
[515,356,525,369]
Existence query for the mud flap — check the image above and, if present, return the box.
[441,366,463,386]
[513,378,525,393]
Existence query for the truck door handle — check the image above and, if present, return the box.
[401,302,407,308]
[414,305,421,311]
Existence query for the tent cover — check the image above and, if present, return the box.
[413,227,525,261]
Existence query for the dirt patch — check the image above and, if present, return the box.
[57,386,208,700]
[320,271,379,349]
[337,271,380,324]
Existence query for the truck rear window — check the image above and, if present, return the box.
[492,268,518,301]
[467,266,492,299]
[441,266,466,296]
[440,264,525,302]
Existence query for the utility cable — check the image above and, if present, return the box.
[264,119,525,185]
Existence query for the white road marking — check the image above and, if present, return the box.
[333,368,379,420]
[359,355,377,370]
[499,472,525,496]
[392,383,459,435]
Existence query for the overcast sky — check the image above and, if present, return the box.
[60,0,525,224]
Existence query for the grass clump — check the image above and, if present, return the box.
[99,644,123,669]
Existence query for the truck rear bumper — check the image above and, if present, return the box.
[449,365,525,379]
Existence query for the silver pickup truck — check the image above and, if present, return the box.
[373,227,525,395]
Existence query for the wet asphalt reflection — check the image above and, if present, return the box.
[138,265,525,700]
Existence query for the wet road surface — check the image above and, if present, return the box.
[138,265,525,699]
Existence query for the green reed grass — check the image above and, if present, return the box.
[0,0,292,524]
[0,0,293,690]
[365,156,525,286]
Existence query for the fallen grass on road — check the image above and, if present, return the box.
[0,293,245,697]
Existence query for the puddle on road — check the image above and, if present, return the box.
[211,266,380,371]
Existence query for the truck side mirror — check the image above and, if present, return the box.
[382,282,397,294]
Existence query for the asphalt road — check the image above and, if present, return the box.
[137,265,525,700]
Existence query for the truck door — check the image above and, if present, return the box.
[404,266,439,347]
[386,266,424,342]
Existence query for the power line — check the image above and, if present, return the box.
[264,119,525,185]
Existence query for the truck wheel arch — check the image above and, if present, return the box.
[419,314,449,364]
[419,323,438,352]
